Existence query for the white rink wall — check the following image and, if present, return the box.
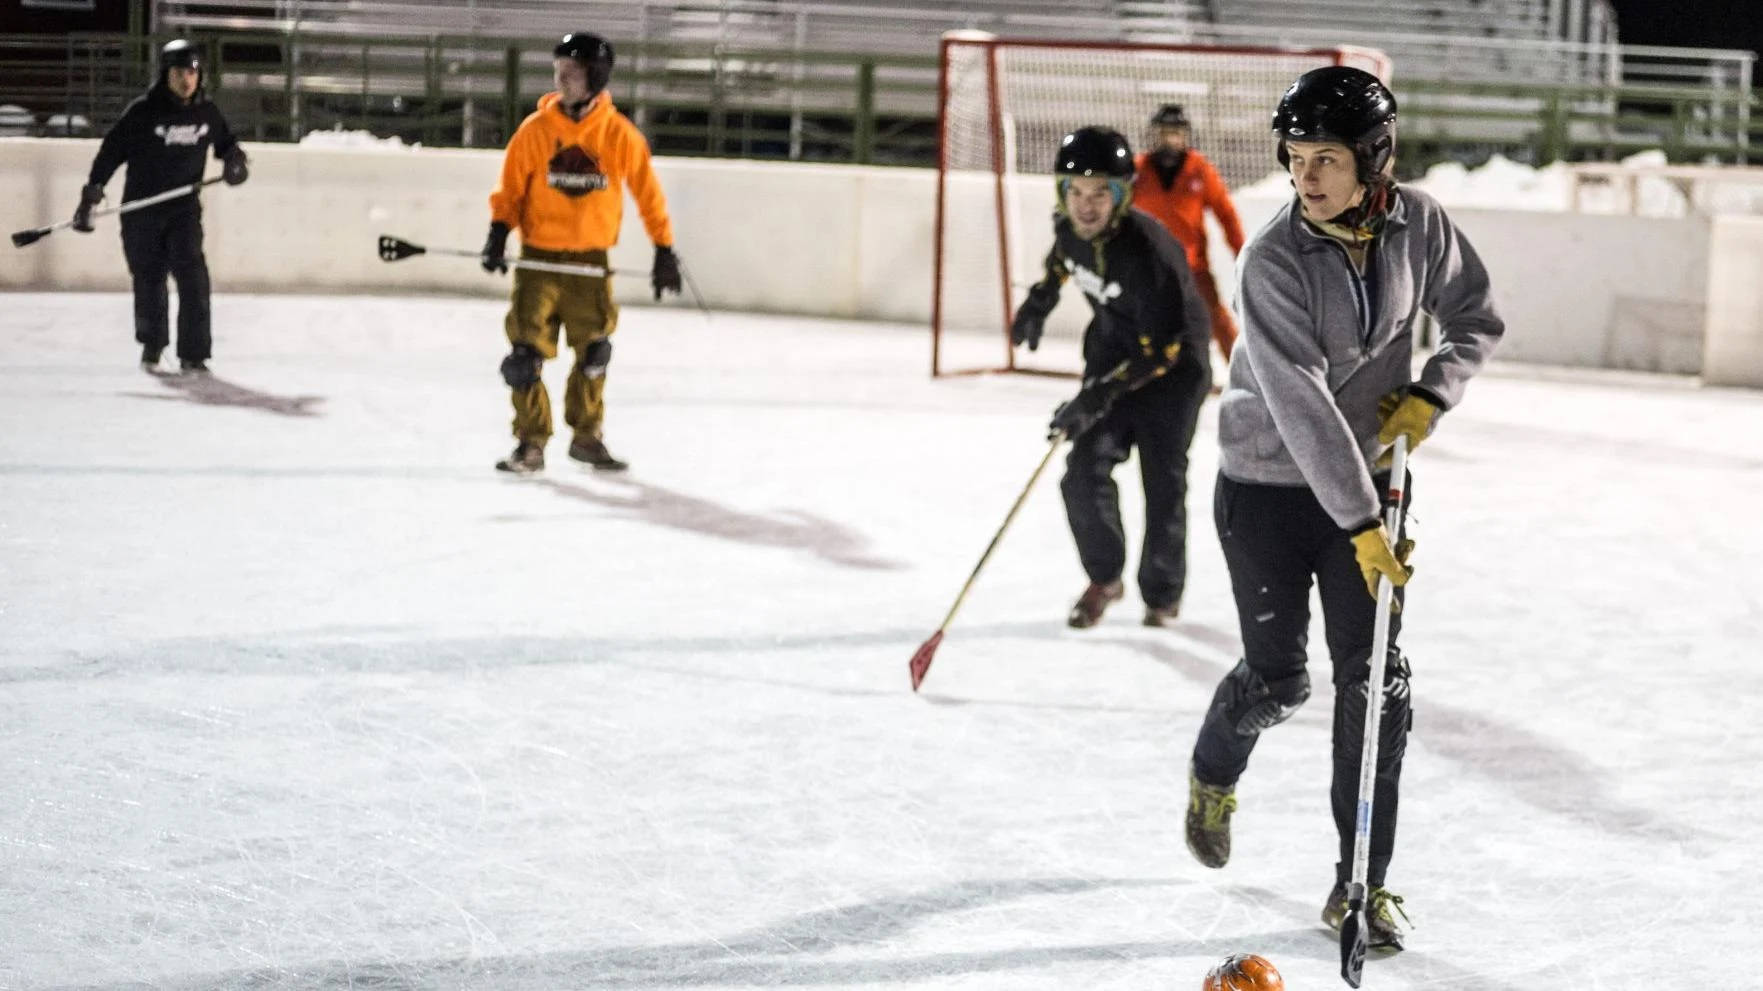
[0,138,936,323]
[1,136,1754,382]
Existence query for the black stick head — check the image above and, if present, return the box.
[11,228,46,248]
[1339,908,1368,987]
[377,235,423,262]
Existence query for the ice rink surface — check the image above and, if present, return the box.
[3,293,1761,989]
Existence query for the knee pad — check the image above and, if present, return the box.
[1217,659,1311,737]
[1333,651,1413,765]
[500,344,542,388]
[578,338,612,380]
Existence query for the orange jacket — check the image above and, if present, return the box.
[489,92,674,252]
[1130,150,1243,275]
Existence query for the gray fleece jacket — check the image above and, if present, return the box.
[1218,186,1504,529]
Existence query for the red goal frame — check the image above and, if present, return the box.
[930,35,1392,378]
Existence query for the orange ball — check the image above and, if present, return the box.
[1202,953,1284,991]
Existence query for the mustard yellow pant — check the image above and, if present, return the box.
[503,247,618,445]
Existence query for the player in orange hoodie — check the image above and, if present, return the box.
[482,32,682,474]
[1131,104,1246,361]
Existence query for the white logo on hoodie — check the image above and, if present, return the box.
[154,123,210,146]
[1064,260,1123,305]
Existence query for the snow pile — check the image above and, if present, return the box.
[1233,149,1715,216]
[299,127,418,150]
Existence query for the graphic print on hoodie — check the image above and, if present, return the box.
[547,142,609,197]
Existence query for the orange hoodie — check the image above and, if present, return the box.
[489,92,674,252]
[1130,149,1244,275]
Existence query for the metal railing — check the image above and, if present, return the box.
[1,30,1756,169]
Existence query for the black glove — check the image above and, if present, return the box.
[221,147,249,186]
[652,244,682,300]
[480,222,510,274]
[1048,382,1119,440]
[71,183,104,233]
[1123,340,1181,388]
[1010,282,1059,351]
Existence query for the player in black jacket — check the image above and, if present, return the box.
[1010,126,1213,629]
[75,39,249,374]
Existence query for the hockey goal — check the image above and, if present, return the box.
[931,33,1392,377]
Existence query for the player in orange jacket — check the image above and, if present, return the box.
[1131,104,1246,361]
[482,32,682,474]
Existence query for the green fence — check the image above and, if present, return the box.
[1,31,1755,172]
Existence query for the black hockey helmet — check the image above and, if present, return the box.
[1053,126,1134,224]
[554,32,615,97]
[1272,66,1397,182]
[159,39,201,72]
[1149,104,1191,130]
[1054,125,1134,179]
[156,39,204,92]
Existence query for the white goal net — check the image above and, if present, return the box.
[932,34,1391,376]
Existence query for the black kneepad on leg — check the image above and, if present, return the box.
[578,338,612,380]
[1334,651,1413,762]
[500,344,542,388]
[1219,659,1311,737]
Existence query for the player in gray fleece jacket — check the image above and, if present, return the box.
[1182,66,1504,956]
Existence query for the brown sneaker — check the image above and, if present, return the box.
[495,440,545,474]
[1067,580,1123,628]
[568,436,628,471]
[1322,881,1409,952]
[1143,603,1180,627]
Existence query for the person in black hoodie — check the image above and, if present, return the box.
[75,39,248,374]
[1008,126,1212,629]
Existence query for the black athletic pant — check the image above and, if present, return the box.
[1192,472,1413,888]
[1059,349,1210,610]
[120,204,211,362]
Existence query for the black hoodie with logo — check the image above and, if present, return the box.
[1047,207,1211,379]
[87,80,239,204]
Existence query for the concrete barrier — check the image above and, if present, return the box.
[0,136,1749,382]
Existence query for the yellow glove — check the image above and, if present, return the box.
[1377,389,1443,451]
[1349,524,1414,602]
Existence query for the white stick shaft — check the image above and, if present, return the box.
[426,245,611,278]
[41,180,210,235]
[100,181,209,217]
[1350,435,1409,891]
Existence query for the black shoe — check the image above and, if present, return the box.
[1184,768,1236,869]
[568,436,628,472]
[1067,581,1123,628]
[1143,603,1180,627]
[180,359,210,376]
[141,344,164,372]
[1322,881,1409,953]
[495,440,545,474]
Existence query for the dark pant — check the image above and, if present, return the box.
[1192,472,1413,887]
[120,205,211,361]
[1059,351,1210,609]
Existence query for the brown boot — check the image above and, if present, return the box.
[1143,603,1180,627]
[568,436,628,472]
[495,440,545,474]
[1067,580,1123,628]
